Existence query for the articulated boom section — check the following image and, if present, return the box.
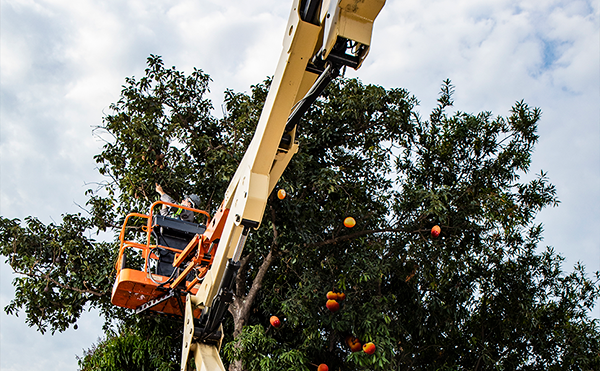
[109,1,385,370]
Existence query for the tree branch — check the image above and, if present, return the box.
[46,276,105,297]
[235,205,281,330]
[305,225,452,249]
[235,253,253,298]
[306,228,403,248]
[13,269,106,297]
[230,204,280,337]
[238,249,274,323]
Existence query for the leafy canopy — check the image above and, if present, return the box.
[1,55,598,371]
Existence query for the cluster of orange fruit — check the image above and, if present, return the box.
[270,295,375,371]
[326,291,346,312]
[345,336,376,355]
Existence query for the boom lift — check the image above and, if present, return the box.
[110,0,385,369]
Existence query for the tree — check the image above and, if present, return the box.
[1,56,598,371]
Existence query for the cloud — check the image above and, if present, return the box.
[1,1,598,370]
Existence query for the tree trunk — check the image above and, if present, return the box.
[226,248,275,371]
[229,359,244,371]
[227,207,279,371]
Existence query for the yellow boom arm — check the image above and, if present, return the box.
[181,1,385,369]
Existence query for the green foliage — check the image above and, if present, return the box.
[92,54,243,218]
[223,325,311,371]
[0,214,116,334]
[236,79,600,370]
[1,57,598,371]
[78,317,181,371]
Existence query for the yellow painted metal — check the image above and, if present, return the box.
[191,343,226,371]
[181,294,195,370]
[183,0,385,369]
[320,0,386,68]
[194,0,322,308]
[181,294,224,371]
[268,128,300,194]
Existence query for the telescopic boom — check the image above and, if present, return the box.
[180,1,385,369]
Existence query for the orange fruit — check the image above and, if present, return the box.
[344,217,356,228]
[431,225,441,238]
[269,316,281,328]
[326,299,340,312]
[277,189,286,199]
[363,342,376,355]
[346,336,362,352]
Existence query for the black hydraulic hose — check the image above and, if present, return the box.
[300,0,321,24]
[284,62,341,133]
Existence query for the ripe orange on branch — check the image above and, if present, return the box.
[269,316,281,328]
[431,225,441,238]
[363,342,376,355]
[346,336,362,352]
[326,299,340,312]
[343,216,355,228]
[277,189,286,199]
[326,291,345,301]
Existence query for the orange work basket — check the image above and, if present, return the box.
[111,201,214,318]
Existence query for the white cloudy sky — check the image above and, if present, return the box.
[1,0,598,370]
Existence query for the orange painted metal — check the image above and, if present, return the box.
[110,201,213,318]
[173,234,201,268]
[169,265,195,290]
[198,202,230,256]
[111,269,198,316]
